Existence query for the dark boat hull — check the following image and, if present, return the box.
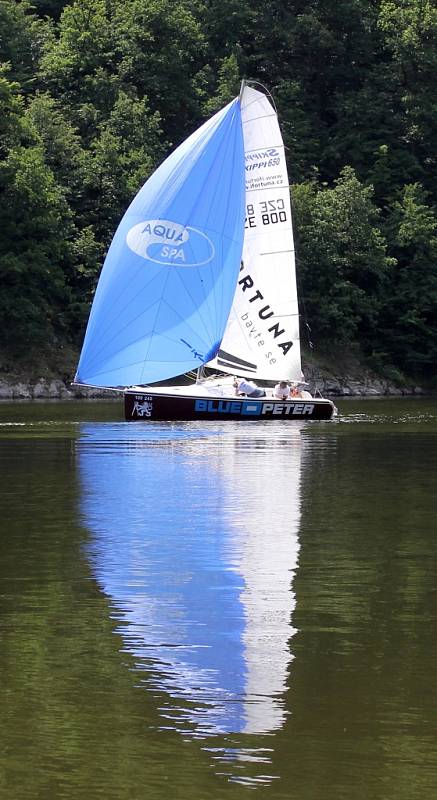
[124,390,335,421]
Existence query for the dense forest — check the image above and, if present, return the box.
[1,0,436,384]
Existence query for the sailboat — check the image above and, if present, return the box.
[74,82,335,421]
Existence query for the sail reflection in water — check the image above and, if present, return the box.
[78,423,302,740]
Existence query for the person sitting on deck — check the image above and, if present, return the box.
[233,377,266,398]
[274,381,290,400]
[291,383,313,400]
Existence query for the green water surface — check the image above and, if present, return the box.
[0,398,436,800]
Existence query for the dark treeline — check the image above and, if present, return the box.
[1,0,436,382]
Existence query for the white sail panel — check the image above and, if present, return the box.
[212,86,302,382]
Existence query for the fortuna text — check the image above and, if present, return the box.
[238,263,293,357]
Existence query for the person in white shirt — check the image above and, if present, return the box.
[233,377,266,398]
[274,381,290,400]
[288,383,313,399]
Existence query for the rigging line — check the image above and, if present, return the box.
[260,250,295,256]
[244,144,284,154]
[246,186,288,194]
[266,313,300,319]
[242,112,276,125]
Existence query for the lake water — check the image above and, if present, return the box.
[1,398,437,799]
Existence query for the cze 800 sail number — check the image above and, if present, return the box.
[245,198,288,229]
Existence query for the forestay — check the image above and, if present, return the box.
[75,99,245,388]
[210,86,302,383]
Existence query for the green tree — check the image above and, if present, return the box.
[0,0,53,88]
[32,0,73,21]
[380,183,437,379]
[378,0,437,196]
[40,0,207,143]
[293,167,393,352]
[114,0,208,140]
[24,92,103,335]
[26,91,87,204]
[39,0,122,139]
[203,53,241,116]
[82,90,163,244]
[0,145,72,354]
[0,72,73,355]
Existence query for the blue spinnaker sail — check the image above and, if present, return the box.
[76,98,245,387]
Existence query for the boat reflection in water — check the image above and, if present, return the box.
[78,421,303,782]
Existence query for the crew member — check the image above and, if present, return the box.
[233,377,266,398]
[274,381,290,400]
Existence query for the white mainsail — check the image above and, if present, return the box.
[210,85,302,383]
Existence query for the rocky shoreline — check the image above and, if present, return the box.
[302,362,426,397]
[0,372,426,400]
[0,378,120,400]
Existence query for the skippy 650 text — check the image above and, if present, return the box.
[194,400,315,416]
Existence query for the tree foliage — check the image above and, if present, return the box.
[0,0,436,380]
[293,168,394,351]
[380,184,437,374]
